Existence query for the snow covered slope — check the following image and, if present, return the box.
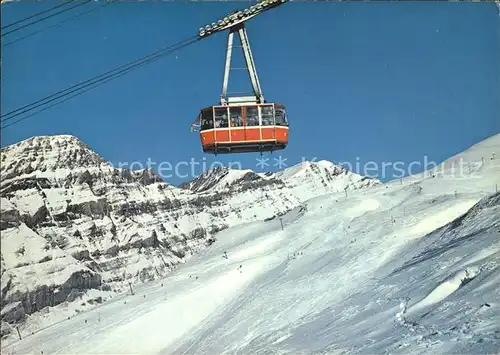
[2,133,498,353]
[0,134,377,336]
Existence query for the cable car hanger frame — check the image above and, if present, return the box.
[220,22,264,106]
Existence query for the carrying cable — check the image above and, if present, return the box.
[2,0,92,37]
[3,0,116,47]
[1,35,200,129]
[1,0,74,30]
[1,35,199,121]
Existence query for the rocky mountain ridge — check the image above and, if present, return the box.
[0,134,379,334]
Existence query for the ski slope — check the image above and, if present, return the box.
[2,134,500,354]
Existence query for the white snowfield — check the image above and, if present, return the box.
[3,134,500,354]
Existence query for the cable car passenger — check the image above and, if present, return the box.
[246,107,259,126]
[261,106,274,126]
[231,116,243,127]
[275,106,287,126]
[230,107,243,127]
[215,108,229,128]
[201,110,214,130]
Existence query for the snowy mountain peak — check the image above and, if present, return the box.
[406,133,500,182]
[316,159,342,169]
[179,158,379,195]
[1,135,108,182]
[269,159,380,199]
[275,160,346,180]
[179,165,265,193]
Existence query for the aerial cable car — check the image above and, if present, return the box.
[191,0,289,155]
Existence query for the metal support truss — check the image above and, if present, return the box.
[221,24,264,105]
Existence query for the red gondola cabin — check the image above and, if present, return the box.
[198,102,288,154]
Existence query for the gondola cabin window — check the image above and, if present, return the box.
[201,108,214,130]
[214,107,229,128]
[230,107,243,127]
[275,105,288,126]
[261,105,274,126]
[246,106,259,126]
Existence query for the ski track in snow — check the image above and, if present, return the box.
[2,134,500,354]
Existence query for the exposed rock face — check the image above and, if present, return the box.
[0,134,379,327]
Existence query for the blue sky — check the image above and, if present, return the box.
[2,1,499,185]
